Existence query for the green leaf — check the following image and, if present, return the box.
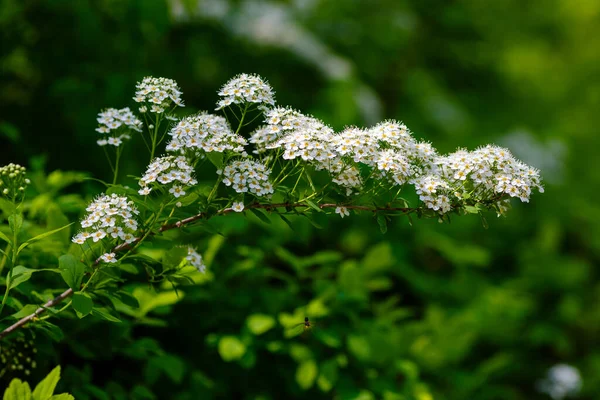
[218,336,246,362]
[48,395,74,400]
[10,304,38,319]
[249,208,271,225]
[464,205,480,214]
[305,200,323,213]
[35,321,64,342]
[91,307,122,323]
[3,378,31,400]
[347,335,371,361]
[317,359,339,392]
[46,204,71,244]
[8,214,23,235]
[9,266,34,290]
[206,152,223,169]
[18,223,73,254]
[246,314,276,335]
[32,365,61,400]
[162,246,187,271]
[72,292,93,318]
[278,214,295,231]
[296,360,318,390]
[376,213,388,234]
[58,254,86,291]
[0,230,11,245]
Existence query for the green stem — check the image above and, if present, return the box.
[113,146,122,185]
[0,223,19,317]
[150,114,160,161]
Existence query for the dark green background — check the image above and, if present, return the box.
[1,0,599,399]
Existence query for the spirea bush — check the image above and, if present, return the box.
[0,73,543,394]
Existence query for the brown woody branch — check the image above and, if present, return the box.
[0,201,417,339]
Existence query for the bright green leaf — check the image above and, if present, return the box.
[206,152,223,169]
[48,395,74,400]
[18,223,73,254]
[218,336,246,362]
[464,205,480,214]
[58,254,86,291]
[72,292,93,318]
[8,214,23,235]
[32,365,61,400]
[9,266,34,290]
[3,378,31,400]
[296,360,318,390]
[246,314,276,335]
[0,230,11,245]
[10,304,38,319]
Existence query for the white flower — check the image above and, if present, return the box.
[232,201,245,212]
[72,193,139,246]
[95,107,142,147]
[139,155,197,197]
[216,73,275,111]
[335,206,349,218]
[100,252,118,264]
[133,76,184,112]
[169,185,186,198]
[165,112,247,157]
[221,159,274,197]
[186,247,206,273]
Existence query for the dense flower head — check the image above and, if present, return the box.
[186,247,206,273]
[96,107,142,147]
[0,163,30,199]
[250,107,307,152]
[414,175,453,213]
[216,73,275,111]
[435,145,544,202]
[411,144,544,215]
[270,116,337,163]
[72,193,139,247]
[133,76,184,113]
[138,155,197,197]
[166,112,247,156]
[219,159,274,197]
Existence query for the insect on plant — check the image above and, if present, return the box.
[285,317,321,338]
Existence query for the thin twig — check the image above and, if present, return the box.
[0,201,419,339]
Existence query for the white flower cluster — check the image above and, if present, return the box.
[96,107,142,147]
[72,194,139,251]
[166,112,247,156]
[334,122,437,186]
[537,364,582,400]
[186,247,206,273]
[219,159,274,197]
[249,107,305,152]
[414,145,544,214]
[216,73,275,111]
[138,155,198,197]
[133,76,184,113]
[414,175,452,213]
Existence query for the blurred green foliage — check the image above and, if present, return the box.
[1,0,599,399]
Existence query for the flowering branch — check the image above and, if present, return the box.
[0,198,453,339]
[0,72,543,342]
